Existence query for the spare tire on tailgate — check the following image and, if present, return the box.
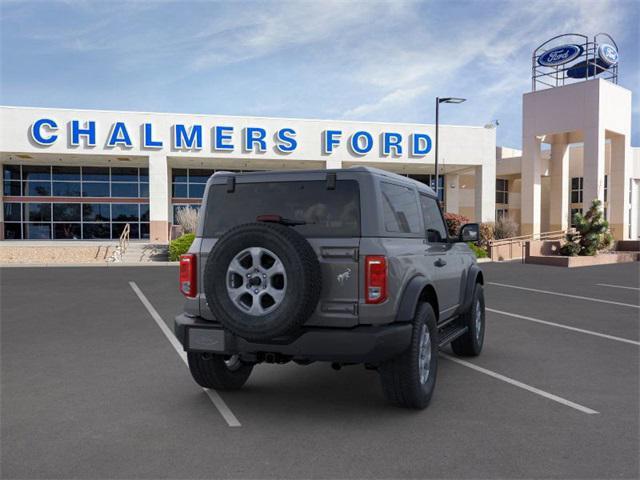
[203,222,321,341]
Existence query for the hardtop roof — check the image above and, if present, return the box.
[209,166,437,196]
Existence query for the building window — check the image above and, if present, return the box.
[170,168,262,224]
[171,168,215,199]
[496,208,509,220]
[604,175,608,203]
[2,165,148,199]
[2,163,150,240]
[571,177,583,203]
[496,179,508,204]
[172,204,201,225]
[405,174,445,202]
[3,201,150,240]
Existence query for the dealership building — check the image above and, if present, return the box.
[0,34,638,245]
[0,106,497,243]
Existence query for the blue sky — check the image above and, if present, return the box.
[1,0,638,148]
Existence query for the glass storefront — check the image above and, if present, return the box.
[171,168,259,225]
[171,168,215,199]
[3,164,149,198]
[405,174,445,202]
[3,201,149,240]
[3,164,149,239]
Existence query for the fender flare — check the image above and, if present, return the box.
[395,276,431,323]
[459,264,484,314]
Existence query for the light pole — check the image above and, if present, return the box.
[435,97,466,201]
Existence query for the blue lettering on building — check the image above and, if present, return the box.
[350,131,373,155]
[28,118,435,159]
[411,133,432,156]
[275,128,297,152]
[214,126,234,151]
[245,127,267,152]
[323,130,342,154]
[173,124,203,150]
[143,123,163,148]
[382,132,403,156]
[30,118,58,145]
[71,120,97,147]
[107,122,133,148]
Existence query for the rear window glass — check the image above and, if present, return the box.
[381,182,421,233]
[204,180,360,237]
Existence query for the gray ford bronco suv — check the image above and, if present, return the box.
[175,167,485,409]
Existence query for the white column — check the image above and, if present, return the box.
[549,134,570,232]
[582,126,605,211]
[609,134,631,240]
[521,135,542,236]
[148,153,170,244]
[474,163,495,223]
[445,173,459,214]
[325,158,342,169]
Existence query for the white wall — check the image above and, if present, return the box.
[0,106,495,168]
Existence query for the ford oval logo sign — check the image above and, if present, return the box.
[598,44,618,66]
[538,44,583,67]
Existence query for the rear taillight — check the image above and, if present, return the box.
[365,255,387,304]
[179,254,197,298]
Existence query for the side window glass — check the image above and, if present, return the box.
[380,182,421,234]
[420,194,447,243]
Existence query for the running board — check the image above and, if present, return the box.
[438,325,468,348]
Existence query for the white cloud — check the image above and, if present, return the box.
[339,0,629,121]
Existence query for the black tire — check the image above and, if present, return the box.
[378,303,438,409]
[203,222,321,342]
[187,352,253,390]
[451,283,485,357]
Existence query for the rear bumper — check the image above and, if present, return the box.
[174,314,411,364]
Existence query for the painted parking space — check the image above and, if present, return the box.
[482,280,640,342]
[481,262,640,305]
[1,263,639,479]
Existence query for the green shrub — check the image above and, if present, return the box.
[169,233,195,261]
[560,199,613,256]
[467,242,488,258]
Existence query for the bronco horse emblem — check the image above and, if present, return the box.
[336,268,352,285]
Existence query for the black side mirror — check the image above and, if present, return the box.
[459,223,480,243]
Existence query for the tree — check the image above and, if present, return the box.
[560,199,613,256]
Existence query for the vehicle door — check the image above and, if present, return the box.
[419,194,461,319]
[198,176,361,328]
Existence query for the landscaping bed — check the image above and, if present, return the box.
[525,251,639,268]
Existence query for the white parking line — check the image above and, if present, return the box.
[487,308,640,346]
[441,354,599,415]
[489,282,640,309]
[596,283,640,291]
[129,281,241,427]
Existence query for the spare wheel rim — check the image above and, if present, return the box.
[226,247,287,316]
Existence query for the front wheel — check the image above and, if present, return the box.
[187,352,253,390]
[451,283,485,357]
[378,303,438,409]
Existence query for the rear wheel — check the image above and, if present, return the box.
[187,352,253,390]
[378,303,438,409]
[451,283,485,356]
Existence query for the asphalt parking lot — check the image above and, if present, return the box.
[1,261,639,479]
